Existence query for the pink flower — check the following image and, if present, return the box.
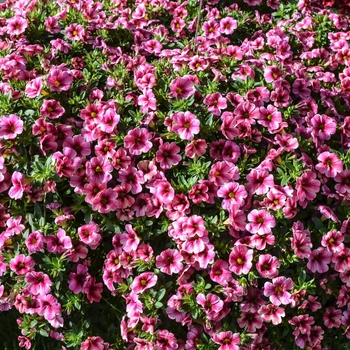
[66,23,86,41]
[315,151,343,178]
[219,17,238,35]
[259,304,285,325]
[37,294,61,321]
[203,93,227,116]
[84,277,103,303]
[209,259,232,286]
[169,77,195,99]
[156,249,183,275]
[323,307,342,328]
[310,114,336,141]
[10,254,35,275]
[229,245,253,275]
[78,222,102,250]
[40,99,65,119]
[9,171,29,200]
[212,331,240,350]
[256,254,280,279]
[209,161,239,186]
[80,336,105,350]
[150,179,174,204]
[138,90,157,113]
[307,247,332,273]
[246,209,276,235]
[130,272,157,294]
[124,128,153,155]
[47,68,73,92]
[86,157,113,183]
[172,111,200,140]
[156,142,182,169]
[258,104,282,132]
[7,16,28,35]
[0,114,23,139]
[185,139,207,158]
[25,77,43,98]
[217,182,247,209]
[296,171,320,205]
[264,66,283,83]
[68,264,89,294]
[25,271,52,295]
[246,169,274,195]
[196,293,223,320]
[263,276,293,306]
[25,230,44,254]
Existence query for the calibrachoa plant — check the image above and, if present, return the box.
[2,0,350,349]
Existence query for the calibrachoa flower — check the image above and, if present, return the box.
[0,114,23,139]
[212,331,240,350]
[130,272,157,294]
[246,209,276,235]
[263,276,293,306]
[168,76,195,99]
[315,151,343,177]
[228,245,253,275]
[47,68,73,92]
[172,111,200,140]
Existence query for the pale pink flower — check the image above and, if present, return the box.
[25,271,52,295]
[217,182,247,209]
[219,17,238,35]
[259,304,285,325]
[8,171,28,200]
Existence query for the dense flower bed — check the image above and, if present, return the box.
[2,0,350,349]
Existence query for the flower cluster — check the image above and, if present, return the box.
[1,0,350,349]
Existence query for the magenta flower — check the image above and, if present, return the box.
[228,245,253,275]
[8,171,28,200]
[78,222,102,250]
[196,293,224,320]
[256,254,280,279]
[7,16,28,35]
[217,182,247,209]
[25,77,43,98]
[124,127,153,155]
[315,151,343,178]
[156,249,183,275]
[203,93,227,116]
[130,272,157,294]
[37,294,61,321]
[150,179,174,204]
[259,304,285,325]
[25,230,44,254]
[86,157,113,183]
[258,104,282,132]
[323,307,342,329]
[246,169,274,195]
[84,277,103,303]
[172,111,200,140]
[0,114,23,140]
[80,336,106,350]
[156,142,182,170]
[9,254,35,275]
[263,276,293,306]
[310,114,336,141]
[65,23,86,41]
[25,271,53,295]
[168,76,195,99]
[307,247,332,273]
[296,171,320,205]
[264,65,283,83]
[212,331,240,350]
[246,209,276,235]
[219,17,238,35]
[138,89,157,113]
[47,68,73,92]
[68,264,89,294]
[40,99,65,119]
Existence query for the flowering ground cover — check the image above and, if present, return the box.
[2,0,350,349]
